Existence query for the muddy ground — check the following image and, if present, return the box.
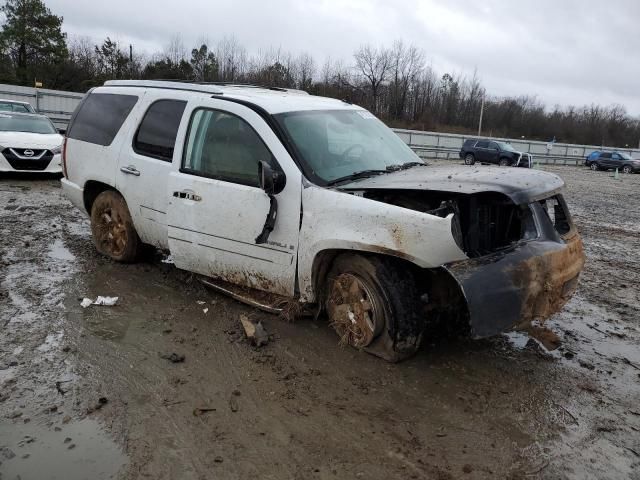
[0,165,639,480]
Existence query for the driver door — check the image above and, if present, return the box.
[167,101,302,297]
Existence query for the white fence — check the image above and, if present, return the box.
[0,83,83,129]
[393,128,640,165]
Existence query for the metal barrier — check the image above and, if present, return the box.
[0,84,83,129]
[393,128,640,165]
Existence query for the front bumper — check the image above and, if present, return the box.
[443,198,585,338]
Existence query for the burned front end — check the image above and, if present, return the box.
[357,181,585,338]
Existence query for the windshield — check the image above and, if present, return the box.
[496,141,516,152]
[0,102,31,113]
[619,152,633,160]
[0,114,56,134]
[275,109,422,184]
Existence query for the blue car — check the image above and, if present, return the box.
[585,151,600,166]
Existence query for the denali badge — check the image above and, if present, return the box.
[23,149,34,157]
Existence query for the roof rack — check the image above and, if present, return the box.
[103,80,309,96]
[103,80,225,95]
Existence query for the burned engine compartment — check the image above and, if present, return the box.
[360,190,537,258]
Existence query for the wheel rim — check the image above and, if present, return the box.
[465,155,473,165]
[591,164,597,170]
[95,207,127,257]
[326,273,382,348]
[623,166,631,174]
[500,160,508,166]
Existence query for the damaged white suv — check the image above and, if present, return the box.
[62,80,585,361]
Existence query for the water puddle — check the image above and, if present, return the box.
[48,239,75,262]
[0,419,127,480]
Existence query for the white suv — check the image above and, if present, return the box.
[62,80,585,361]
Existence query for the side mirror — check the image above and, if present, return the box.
[258,160,285,195]
[57,128,66,135]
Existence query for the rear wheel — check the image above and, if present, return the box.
[498,158,510,166]
[590,163,599,171]
[90,190,141,262]
[464,154,475,165]
[622,165,632,174]
[325,254,424,362]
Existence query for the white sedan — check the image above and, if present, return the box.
[0,112,63,173]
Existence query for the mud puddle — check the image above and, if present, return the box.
[0,419,126,480]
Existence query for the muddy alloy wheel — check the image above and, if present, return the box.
[324,254,424,362]
[622,165,632,174]
[90,190,141,262]
[326,272,384,348]
[464,154,475,165]
[499,158,510,166]
[590,163,599,171]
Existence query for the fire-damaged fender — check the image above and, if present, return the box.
[443,209,585,338]
[297,185,467,302]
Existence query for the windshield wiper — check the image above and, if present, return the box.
[392,162,427,171]
[326,169,390,186]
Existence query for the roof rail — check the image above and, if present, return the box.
[103,80,225,95]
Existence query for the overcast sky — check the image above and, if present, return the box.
[47,0,640,115]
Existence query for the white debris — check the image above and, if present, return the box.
[503,331,529,349]
[203,308,209,314]
[161,254,174,264]
[348,311,356,324]
[81,296,119,308]
[196,300,206,305]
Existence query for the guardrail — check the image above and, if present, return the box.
[406,144,587,166]
[393,128,639,166]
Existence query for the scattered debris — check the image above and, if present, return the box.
[203,308,209,314]
[229,396,239,413]
[214,456,224,463]
[578,359,595,370]
[239,315,269,347]
[193,407,216,416]
[160,353,185,363]
[81,296,119,308]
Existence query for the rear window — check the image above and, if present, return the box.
[476,140,489,148]
[133,100,187,161]
[67,93,138,146]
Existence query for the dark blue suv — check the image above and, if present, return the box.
[587,151,640,174]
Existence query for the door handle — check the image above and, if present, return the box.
[173,190,201,201]
[120,166,140,176]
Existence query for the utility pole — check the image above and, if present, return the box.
[477,94,485,137]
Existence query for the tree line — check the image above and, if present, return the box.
[1,0,638,148]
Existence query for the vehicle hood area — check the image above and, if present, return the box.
[338,164,564,205]
[0,131,63,149]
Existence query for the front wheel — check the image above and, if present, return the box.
[622,165,633,174]
[464,154,475,165]
[590,163,599,171]
[498,158,510,167]
[325,254,423,362]
[90,190,141,262]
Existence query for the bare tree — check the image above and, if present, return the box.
[353,44,391,114]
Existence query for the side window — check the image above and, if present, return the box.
[600,153,611,159]
[476,141,489,148]
[134,100,187,161]
[489,142,499,150]
[611,153,620,160]
[182,109,272,187]
[67,93,138,146]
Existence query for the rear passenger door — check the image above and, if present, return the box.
[610,153,623,170]
[598,152,612,169]
[166,100,302,297]
[116,97,188,248]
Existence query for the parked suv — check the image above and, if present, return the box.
[460,138,532,167]
[587,151,640,174]
[62,80,584,361]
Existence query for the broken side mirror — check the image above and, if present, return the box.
[258,160,285,195]
[255,160,285,245]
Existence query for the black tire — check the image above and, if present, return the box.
[325,254,423,362]
[498,158,510,167]
[90,190,141,263]
[464,153,475,165]
[590,163,599,171]
[622,165,632,174]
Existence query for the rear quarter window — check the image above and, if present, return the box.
[67,93,138,146]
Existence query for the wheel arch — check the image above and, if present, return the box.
[83,180,117,215]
